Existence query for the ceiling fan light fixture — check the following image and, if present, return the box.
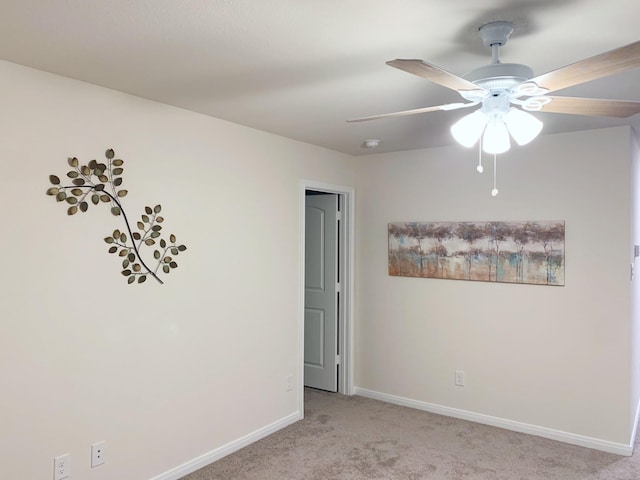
[450,109,487,147]
[503,108,543,146]
[482,115,510,154]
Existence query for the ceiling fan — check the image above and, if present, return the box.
[348,21,640,155]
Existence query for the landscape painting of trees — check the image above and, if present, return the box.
[388,221,565,286]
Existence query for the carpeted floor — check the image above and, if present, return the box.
[182,388,640,479]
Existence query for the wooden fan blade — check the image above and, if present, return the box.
[347,102,477,123]
[528,41,640,94]
[537,96,640,118]
[386,59,485,93]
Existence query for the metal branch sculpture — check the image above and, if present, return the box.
[46,149,187,284]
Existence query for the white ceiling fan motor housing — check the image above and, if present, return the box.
[461,63,535,101]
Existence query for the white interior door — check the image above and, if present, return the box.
[304,193,339,392]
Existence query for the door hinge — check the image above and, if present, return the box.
[336,354,341,365]
[336,282,341,293]
[336,211,343,221]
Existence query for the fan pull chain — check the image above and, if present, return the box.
[491,154,499,196]
[477,137,484,173]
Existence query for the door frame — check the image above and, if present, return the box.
[298,180,355,413]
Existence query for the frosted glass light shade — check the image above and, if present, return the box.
[450,110,487,148]
[482,117,510,154]
[504,108,543,145]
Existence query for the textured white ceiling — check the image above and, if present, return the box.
[0,0,639,155]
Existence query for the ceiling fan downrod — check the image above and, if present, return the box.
[479,21,514,65]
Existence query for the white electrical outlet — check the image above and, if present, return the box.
[286,374,294,391]
[455,370,465,387]
[54,453,70,480]
[91,441,106,468]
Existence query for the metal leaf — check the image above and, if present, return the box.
[79,201,88,212]
[88,159,98,170]
[104,237,114,244]
[98,175,109,182]
[72,178,85,186]
[145,206,152,215]
[117,190,128,197]
[81,165,90,175]
[163,265,170,274]
[112,159,124,167]
[133,232,141,240]
[171,248,178,255]
[132,263,141,272]
[105,149,115,160]
[138,275,147,284]
[113,177,123,187]
[56,191,66,202]
[121,269,132,276]
[137,221,145,230]
[160,239,166,248]
[144,238,155,246]
[154,250,161,259]
[100,195,110,203]
[68,157,79,167]
[67,205,78,215]
[156,216,164,223]
[122,259,129,268]
[91,194,99,205]
[178,245,187,251]
[154,205,161,214]
[128,252,135,262]
[152,225,162,232]
[111,206,121,216]
[113,229,121,239]
[67,171,79,178]
[46,187,59,195]
[170,234,176,243]
[66,197,78,205]
[120,233,127,243]
[71,188,83,196]
[169,262,178,269]
[49,175,60,185]
[127,276,135,284]
[119,249,128,257]
[94,184,105,191]
[150,231,160,238]
[164,256,172,263]
[142,214,150,223]
[94,168,104,176]
[112,167,124,176]
[108,246,117,254]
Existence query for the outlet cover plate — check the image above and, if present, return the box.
[54,453,70,480]
[91,441,106,468]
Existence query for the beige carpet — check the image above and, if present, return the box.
[182,388,640,479]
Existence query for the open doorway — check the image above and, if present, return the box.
[298,180,354,413]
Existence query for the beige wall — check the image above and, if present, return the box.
[1,56,638,479]
[353,126,635,445]
[0,60,356,479]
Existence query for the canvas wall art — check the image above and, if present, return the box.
[388,221,565,286]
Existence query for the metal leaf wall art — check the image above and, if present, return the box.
[46,149,187,284]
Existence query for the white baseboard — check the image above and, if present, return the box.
[149,411,302,480]
[354,387,634,456]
